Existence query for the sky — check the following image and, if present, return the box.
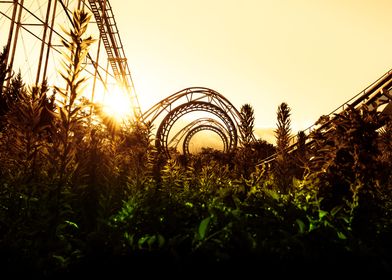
[108,0,392,140]
[1,0,392,145]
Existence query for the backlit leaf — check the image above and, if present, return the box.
[319,210,328,220]
[198,216,211,240]
[337,232,347,240]
[296,219,305,234]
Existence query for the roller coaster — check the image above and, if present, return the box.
[140,86,244,157]
[256,68,392,165]
[1,0,391,161]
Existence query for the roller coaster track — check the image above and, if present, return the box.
[168,118,230,154]
[257,68,392,166]
[141,68,391,159]
[141,87,244,157]
[87,0,141,118]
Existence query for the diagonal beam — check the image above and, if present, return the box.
[87,0,141,118]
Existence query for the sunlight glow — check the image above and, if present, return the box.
[103,89,132,122]
[94,84,133,122]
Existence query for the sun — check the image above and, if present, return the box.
[93,84,133,122]
[103,90,133,121]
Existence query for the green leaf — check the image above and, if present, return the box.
[198,216,211,240]
[337,231,347,240]
[147,235,156,248]
[138,236,150,248]
[267,189,280,200]
[124,232,134,246]
[331,206,342,217]
[318,210,328,220]
[309,222,317,232]
[342,217,351,224]
[296,219,305,234]
[185,202,193,208]
[65,220,78,229]
[53,255,66,264]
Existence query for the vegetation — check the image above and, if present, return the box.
[0,9,392,279]
[273,102,293,193]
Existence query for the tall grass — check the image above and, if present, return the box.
[0,8,391,278]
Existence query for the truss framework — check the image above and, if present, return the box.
[0,0,140,119]
[142,87,244,157]
[168,117,229,154]
[257,68,392,165]
[183,124,229,155]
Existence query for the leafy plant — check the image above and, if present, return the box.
[274,102,293,193]
[51,9,95,185]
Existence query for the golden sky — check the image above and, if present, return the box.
[110,0,392,133]
[1,0,392,142]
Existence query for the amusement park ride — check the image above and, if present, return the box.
[1,0,391,162]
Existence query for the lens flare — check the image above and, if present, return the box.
[102,88,132,122]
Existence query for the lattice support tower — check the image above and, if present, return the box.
[0,0,141,120]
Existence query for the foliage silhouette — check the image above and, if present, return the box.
[0,9,391,279]
[273,102,293,193]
